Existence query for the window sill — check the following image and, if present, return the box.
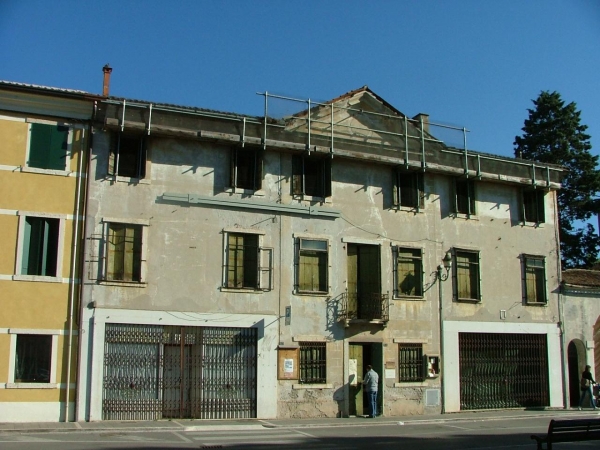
[521,221,545,228]
[13,275,62,283]
[294,194,332,204]
[294,290,330,297]
[525,301,547,306]
[6,383,58,389]
[220,287,264,293]
[22,166,70,176]
[225,187,266,197]
[455,298,481,303]
[452,213,479,220]
[106,175,150,185]
[393,295,425,301]
[99,280,147,288]
[292,383,332,389]
[394,206,424,213]
[393,381,428,388]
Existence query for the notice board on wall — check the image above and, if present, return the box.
[277,348,299,380]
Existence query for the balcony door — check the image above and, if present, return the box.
[347,244,381,320]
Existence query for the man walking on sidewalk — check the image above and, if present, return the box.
[363,365,379,418]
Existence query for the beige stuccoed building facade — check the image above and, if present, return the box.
[75,85,567,421]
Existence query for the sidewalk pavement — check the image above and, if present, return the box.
[0,408,597,434]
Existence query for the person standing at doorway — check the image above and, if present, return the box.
[363,365,379,418]
[578,364,597,410]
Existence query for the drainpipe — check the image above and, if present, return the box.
[64,125,87,421]
[554,192,568,409]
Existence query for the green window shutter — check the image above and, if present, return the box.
[29,123,68,170]
[21,218,32,274]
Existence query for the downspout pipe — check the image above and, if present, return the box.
[64,125,87,421]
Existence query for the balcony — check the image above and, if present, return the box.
[338,291,389,327]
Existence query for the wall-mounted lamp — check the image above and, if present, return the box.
[437,251,453,282]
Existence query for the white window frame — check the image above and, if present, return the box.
[13,211,66,283]
[6,328,60,389]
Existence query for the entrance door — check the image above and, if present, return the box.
[348,343,383,417]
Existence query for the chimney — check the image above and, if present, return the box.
[102,64,113,97]
[412,113,429,133]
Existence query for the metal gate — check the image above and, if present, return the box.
[102,324,257,420]
[459,332,549,410]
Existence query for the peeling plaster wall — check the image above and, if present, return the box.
[79,126,562,419]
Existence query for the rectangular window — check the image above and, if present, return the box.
[299,342,326,384]
[108,133,147,178]
[226,233,259,289]
[398,343,423,382]
[453,249,481,301]
[454,178,476,216]
[14,334,52,383]
[523,256,546,304]
[230,148,263,190]
[393,170,424,209]
[521,189,545,224]
[106,223,143,282]
[292,154,332,198]
[21,216,60,277]
[27,123,70,171]
[395,247,423,297]
[298,239,328,293]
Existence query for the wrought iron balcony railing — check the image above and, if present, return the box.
[338,291,389,325]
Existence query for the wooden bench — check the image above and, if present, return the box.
[531,418,600,449]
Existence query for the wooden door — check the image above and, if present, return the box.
[349,344,364,416]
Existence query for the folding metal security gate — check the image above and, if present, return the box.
[102,324,257,420]
[459,332,549,410]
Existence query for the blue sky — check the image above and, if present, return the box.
[1,0,599,159]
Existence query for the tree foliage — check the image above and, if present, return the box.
[514,91,600,268]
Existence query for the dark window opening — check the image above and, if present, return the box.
[454,179,476,215]
[398,343,423,382]
[230,148,262,190]
[299,342,326,384]
[394,170,424,209]
[454,250,480,301]
[21,216,59,276]
[292,154,332,198]
[109,134,146,178]
[396,247,423,297]
[14,334,52,383]
[522,189,545,224]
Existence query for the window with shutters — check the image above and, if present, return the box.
[299,342,327,384]
[394,247,423,297]
[105,222,144,282]
[522,255,547,304]
[230,148,263,191]
[17,215,62,280]
[7,329,60,388]
[292,154,332,198]
[521,189,545,224]
[223,231,272,291]
[453,249,481,302]
[393,170,424,210]
[108,133,147,179]
[398,343,424,382]
[26,122,71,171]
[453,178,476,216]
[297,238,328,294]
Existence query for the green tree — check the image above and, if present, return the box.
[514,91,600,268]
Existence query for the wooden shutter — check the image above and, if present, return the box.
[537,190,545,223]
[323,157,332,197]
[392,168,399,207]
[107,133,118,176]
[254,151,264,191]
[138,138,147,179]
[417,172,425,210]
[229,148,237,188]
[292,155,304,195]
